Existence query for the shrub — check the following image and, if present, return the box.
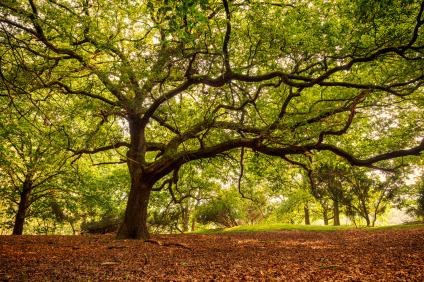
[80,215,121,234]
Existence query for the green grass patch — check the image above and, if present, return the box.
[195,223,352,234]
[370,222,424,231]
[194,222,424,234]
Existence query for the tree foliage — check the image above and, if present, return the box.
[0,0,423,238]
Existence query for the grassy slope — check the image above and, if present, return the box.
[195,222,424,234]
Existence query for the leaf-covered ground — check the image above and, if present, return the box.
[1,228,423,281]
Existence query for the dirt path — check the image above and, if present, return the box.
[1,228,423,281]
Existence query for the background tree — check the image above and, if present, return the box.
[417,181,424,219]
[77,162,129,234]
[309,162,348,226]
[343,168,407,226]
[196,188,242,228]
[0,96,73,234]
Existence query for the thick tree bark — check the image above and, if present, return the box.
[333,200,340,226]
[116,175,152,239]
[116,116,154,240]
[304,204,310,225]
[12,179,32,235]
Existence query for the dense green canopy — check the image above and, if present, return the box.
[0,0,423,238]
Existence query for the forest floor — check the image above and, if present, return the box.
[1,227,424,281]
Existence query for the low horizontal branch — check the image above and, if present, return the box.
[149,136,424,178]
[69,142,130,155]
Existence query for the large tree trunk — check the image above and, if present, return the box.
[116,175,152,239]
[333,200,340,226]
[117,116,153,240]
[12,179,32,235]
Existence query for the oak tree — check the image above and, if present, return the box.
[1,0,423,239]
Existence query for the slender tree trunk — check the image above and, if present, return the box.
[360,199,371,227]
[304,204,310,225]
[181,205,189,233]
[333,200,340,226]
[13,179,32,235]
[365,214,371,227]
[323,209,329,225]
[191,217,196,232]
[372,192,385,227]
[69,221,76,235]
[191,196,200,232]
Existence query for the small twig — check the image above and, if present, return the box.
[107,245,127,249]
